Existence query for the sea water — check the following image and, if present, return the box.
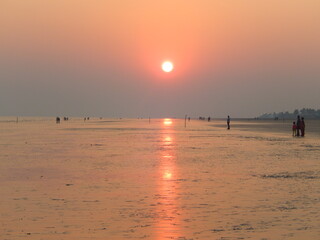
[0,117,319,239]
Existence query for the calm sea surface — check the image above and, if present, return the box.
[0,117,319,240]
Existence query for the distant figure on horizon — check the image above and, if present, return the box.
[208,117,211,122]
[56,117,60,124]
[301,117,305,137]
[296,115,301,136]
[292,121,297,136]
[227,115,230,129]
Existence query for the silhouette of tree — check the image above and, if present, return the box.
[258,108,320,119]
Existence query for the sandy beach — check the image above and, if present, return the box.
[0,117,319,240]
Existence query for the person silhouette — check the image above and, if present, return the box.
[292,121,297,136]
[227,116,230,129]
[296,115,301,136]
[301,117,305,137]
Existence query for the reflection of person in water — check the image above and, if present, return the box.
[227,115,230,130]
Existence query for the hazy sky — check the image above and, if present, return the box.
[1,0,319,118]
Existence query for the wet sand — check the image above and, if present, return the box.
[0,117,319,239]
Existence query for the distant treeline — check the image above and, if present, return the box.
[258,108,320,119]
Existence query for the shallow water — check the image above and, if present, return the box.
[0,117,319,240]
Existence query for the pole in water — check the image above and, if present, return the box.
[185,115,187,128]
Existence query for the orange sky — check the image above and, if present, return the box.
[1,0,320,117]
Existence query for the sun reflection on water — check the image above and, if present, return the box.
[164,136,172,144]
[155,119,180,239]
[163,171,172,179]
[163,118,173,126]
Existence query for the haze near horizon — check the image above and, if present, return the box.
[1,0,319,118]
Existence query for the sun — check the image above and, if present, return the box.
[162,61,173,72]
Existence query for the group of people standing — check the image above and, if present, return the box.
[292,115,305,137]
[56,116,69,124]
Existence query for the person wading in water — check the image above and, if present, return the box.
[227,115,230,130]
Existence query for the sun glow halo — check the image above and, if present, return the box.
[162,61,173,72]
